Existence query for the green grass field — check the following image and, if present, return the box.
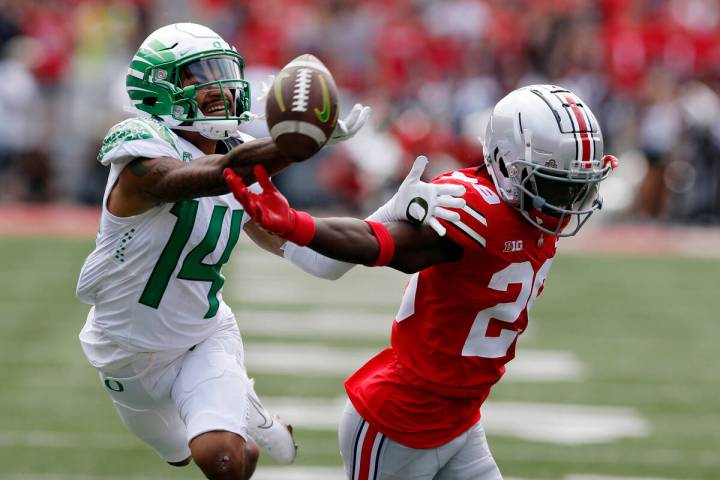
[0,236,718,479]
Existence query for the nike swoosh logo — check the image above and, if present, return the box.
[249,393,275,429]
[273,72,291,113]
[314,75,330,123]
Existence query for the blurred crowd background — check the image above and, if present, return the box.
[1,0,720,224]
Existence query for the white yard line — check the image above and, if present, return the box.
[0,469,346,480]
[0,476,159,480]
[0,471,534,480]
[236,309,393,338]
[565,476,681,480]
[247,466,345,480]
[245,342,584,382]
[237,308,538,342]
[0,472,688,480]
[481,401,650,444]
[503,348,585,381]
[562,224,720,258]
[0,431,142,450]
[245,342,375,376]
[260,397,648,445]
[230,241,408,309]
[0,399,647,449]
[246,473,533,480]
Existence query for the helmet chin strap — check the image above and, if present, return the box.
[167,122,234,140]
[192,108,236,139]
[194,119,239,140]
[173,110,259,140]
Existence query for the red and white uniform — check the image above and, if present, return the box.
[345,166,557,449]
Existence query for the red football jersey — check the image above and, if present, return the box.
[345,166,558,448]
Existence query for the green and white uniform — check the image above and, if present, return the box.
[75,22,299,466]
[76,116,258,462]
[78,116,253,358]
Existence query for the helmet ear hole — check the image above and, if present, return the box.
[499,157,509,177]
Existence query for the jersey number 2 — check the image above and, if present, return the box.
[138,200,243,318]
[462,259,553,358]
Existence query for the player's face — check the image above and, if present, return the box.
[534,176,593,214]
[178,57,242,117]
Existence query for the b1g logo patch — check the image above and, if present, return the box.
[504,240,523,253]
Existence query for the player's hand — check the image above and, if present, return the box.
[224,166,297,237]
[390,156,467,236]
[327,104,371,144]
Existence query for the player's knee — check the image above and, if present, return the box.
[190,431,257,480]
[243,436,260,463]
[243,437,260,478]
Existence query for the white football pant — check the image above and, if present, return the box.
[92,321,249,463]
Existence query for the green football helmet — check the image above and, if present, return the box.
[126,23,251,140]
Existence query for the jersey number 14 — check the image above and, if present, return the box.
[139,200,243,318]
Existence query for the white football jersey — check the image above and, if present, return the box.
[77,117,254,356]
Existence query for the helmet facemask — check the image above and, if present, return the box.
[167,54,251,139]
[515,159,610,236]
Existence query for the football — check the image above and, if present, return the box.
[266,54,339,162]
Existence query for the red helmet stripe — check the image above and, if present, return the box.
[562,93,592,163]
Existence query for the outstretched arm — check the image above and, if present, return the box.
[309,218,461,273]
[282,242,356,280]
[225,165,463,273]
[110,105,373,217]
[278,155,466,278]
[111,137,292,216]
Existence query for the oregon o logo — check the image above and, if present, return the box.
[104,379,124,392]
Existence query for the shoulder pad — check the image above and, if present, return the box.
[98,117,180,164]
[432,169,502,251]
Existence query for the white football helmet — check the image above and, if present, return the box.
[126,23,252,140]
[484,84,613,236]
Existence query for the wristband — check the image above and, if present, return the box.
[365,221,395,267]
[286,210,316,246]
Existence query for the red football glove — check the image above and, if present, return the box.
[223,166,316,246]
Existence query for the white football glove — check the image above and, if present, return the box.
[328,103,371,144]
[368,156,466,236]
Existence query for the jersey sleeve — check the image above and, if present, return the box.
[97,118,182,168]
[432,173,500,252]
